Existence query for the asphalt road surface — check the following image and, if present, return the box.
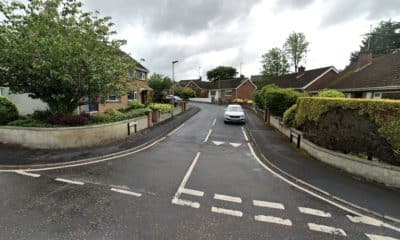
[0,103,399,240]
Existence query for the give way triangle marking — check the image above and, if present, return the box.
[229,143,242,148]
[212,141,225,146]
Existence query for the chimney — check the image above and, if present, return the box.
[298,66,306,74]
[356,51,372,69]
[240,74,245,79]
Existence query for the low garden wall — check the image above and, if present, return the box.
[265,114,400,188]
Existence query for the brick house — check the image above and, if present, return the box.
[318,51,400,99]
[179,77,257,103]
[251,66,339,93]
[81,56,152,114]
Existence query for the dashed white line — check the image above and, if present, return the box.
[212,141,225,146]
[347,215,384,227]
[254,215,292,226]
[307,223,346,236]
[365,233,400,240]
[253,200,285,210]
[204,129,212,142]
[214,193,242,204]
[211,206,243,217]
[110,188,142,197]
[229,143,242,148]
[15,171,40,178]
[55,178,84,185]
[180,188,204,197]
[172,198,200,209]
[212,118,216,126]
[298,207,332,218]
[167,123,184,136]
[241,127,249,141]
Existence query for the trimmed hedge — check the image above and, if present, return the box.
[253,84,306,117]
[295,97,400,164]
[283,104,297,127]
[149,103,173,113]
[317,89,345,98]
[90,108,149,124]
[0,96,19,125]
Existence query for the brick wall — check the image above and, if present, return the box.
[236,80,256,100]
[98,95,129,113]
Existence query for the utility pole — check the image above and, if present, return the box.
[171,60,179,116]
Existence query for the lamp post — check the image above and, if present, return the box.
[171,60,179,116]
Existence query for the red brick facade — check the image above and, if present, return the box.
[305,69,338,92]
[219,80,257,103]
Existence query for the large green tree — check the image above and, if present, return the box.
[284,32,309,73]
[261,48,290,80]
[206,66,237,81]
[148,73,172,102]
[0,0,134,115]
[350,20,400,64]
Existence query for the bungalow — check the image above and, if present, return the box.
[319,51,400,99]
[0,53,152,115]
[179,77,257,103]
[251,66,339,93]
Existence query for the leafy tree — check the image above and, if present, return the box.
[284,32,309,73]
[206,66,237,82]
[0,0,134,115]
[148,73,172,102]
[350,20,400,64]
[175,87,196,100]
[261,48,290,80]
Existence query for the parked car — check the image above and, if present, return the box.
[224,104,245,124]
[165,95,182,106]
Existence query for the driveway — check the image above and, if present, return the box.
[0,103,398,239]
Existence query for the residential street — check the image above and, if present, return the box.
[0,103,399,240]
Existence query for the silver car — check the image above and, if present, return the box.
[224,104,245,124]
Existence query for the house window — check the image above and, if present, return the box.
[128,70,135,78]
[136,71,146,80]
[106,92,120,102]
[128,91,137,101]
[224,89,233,96]
[373,92,382,99]
[0,87,4,96]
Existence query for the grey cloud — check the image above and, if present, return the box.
[321,0,400,27]
[84,0,261,34]
[274,0,315,10]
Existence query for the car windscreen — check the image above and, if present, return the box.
[227,106,242,112]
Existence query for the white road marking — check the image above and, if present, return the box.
[254,215,292,226]
[180,188,204,197]
[246,142,400,234]
[366,233,400,240]
[167,123,184,136]
[212,141,225,146]
[204,129,212,142]
[307,223,346,236]
[55,178,84,185]
[211,206,243,217]
[15,171,40,178]
[347,215,384,227]
[253,200,285,210]
[212,118,216,126]
[229,143,242,148]
[171,152,201,207]
[5,137,167,172]
[172,198,200,208]
[241,127,249,141]
[298,207,331,218]
[214,193,242,203]
[110,188,142,197]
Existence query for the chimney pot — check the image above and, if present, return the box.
[298,66,306,74]
[356,51,372,69]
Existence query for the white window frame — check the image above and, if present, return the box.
[106,92,120,102]
[224,89,233,96]
[128,91,137,101]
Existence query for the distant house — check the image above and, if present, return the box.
[0,52,152,115]
[319,52,400,99]
[179,77,257,103]
[251,66,338,93]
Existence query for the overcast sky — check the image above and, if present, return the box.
[84,0,400,81]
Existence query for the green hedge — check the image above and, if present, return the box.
[295,97,400,163]
[90,108,149,124]
[317,89,345,98]
[253,84,306,117]
[283,104,297,127]
[0,96,19,125]
[149,103,173,113]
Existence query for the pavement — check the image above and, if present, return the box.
[0,103,399,239]
[245,108,400,221]
[0,106,200,167]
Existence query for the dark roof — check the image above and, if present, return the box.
[266,66,334,89]
[326,52,400,91]
[178,78,254,90]
[117,50,149,73]
[178,79,200,87]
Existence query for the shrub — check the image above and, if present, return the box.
[245,99,254,105]
[52,115,89,126]
[317,89,345,98]
[0,96,19,125]
[233,99,244,103]
[126,100,145,111]
[7,119,54,128]
[252,84,305,116]
[149,103,173,113]
[31,110,53,122]
[295,97,400,165]
[283,104,297,127]
[90,108,149,124]
[175,87,196,100]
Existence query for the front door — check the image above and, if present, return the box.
[88,97,99,112]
